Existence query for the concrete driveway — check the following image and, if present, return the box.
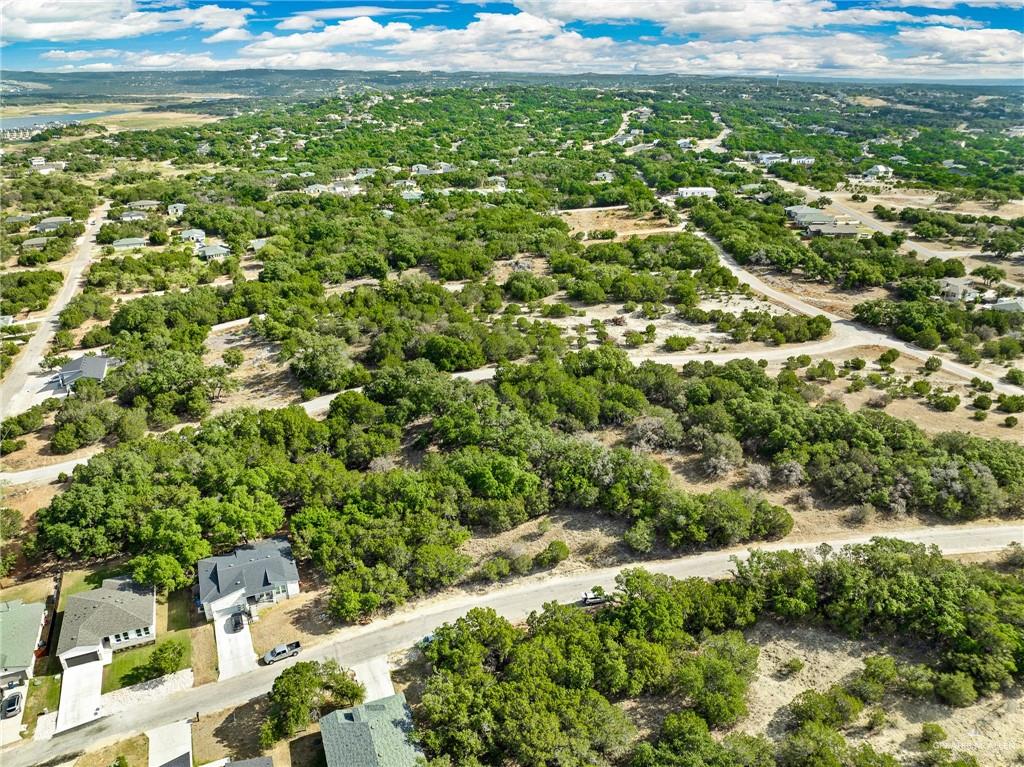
[0,682,28,746]
[147,719,191,767]
[55,661,103,732]
[213,612,257,680]
[349,657,395,701]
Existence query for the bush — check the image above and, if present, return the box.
[534,540,570,569]
[973,394,992,410]
[663,334,695,352]
[935,672,977,707]
[1005,416,1019,428]
[779,657,805,678]
[921,723,948,746]
[925,356,943,372]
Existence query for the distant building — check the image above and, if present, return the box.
[674,186,717,200]
[22,236,54,250]
[119,211,148,222]
[0,600,46,686]
[199,243,230,260]
[111,237,149,250]
[127,200,161,211]
[937,277,980,303]
[167,203,187,218]
[594,171,615,183]
[248,238,269,252]
[864,164,893,179]
[789,156,815,166]
[53,355,120,390]
[676,138,694,149]
[992,299,1024,313]
[56,577,156,670]
[197,538,300,621]
[320,693,421,767]
[180,228,206,243]
[756,152,786,166]
[806,222,860,239]
[784,205,835,227]
[33,216,72,232]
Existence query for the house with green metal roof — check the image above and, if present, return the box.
[0,600,45,685]
[319,693,421,767]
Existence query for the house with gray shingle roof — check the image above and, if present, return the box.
[197,538,300,621]
[0,600,46,685]
[112,237,149,250]
[52,355,120,391]
[56,577,155,670]
[320,693,420,767]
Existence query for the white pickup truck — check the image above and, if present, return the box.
[262,641,301,665]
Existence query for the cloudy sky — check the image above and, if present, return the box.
[2,0,1022,80]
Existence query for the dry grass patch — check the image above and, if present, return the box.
[192,697,270,764]
[248,584,333,656]
[74,734,148,767]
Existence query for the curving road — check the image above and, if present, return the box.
[0,202,110,419]
[4,523,1020,767]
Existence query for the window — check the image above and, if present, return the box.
[143,626,151,635]
[135,629,143,637]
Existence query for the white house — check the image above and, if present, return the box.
[127,200,161,211]
[199,243,230,260]
[594,171,615,183]
[111,237,149,250]
[756,152,786,166]
[167,203,187,218]
[865,164,893,179]
[674,186,718,200]
[197,538,300,621]
[33,216,72,232]
[790,156,815,166]
[180,228,206,243]
[119,211,148,222]
[937,277,980,303]
[56,578,156,670]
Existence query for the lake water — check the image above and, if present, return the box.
[0,110,126,130]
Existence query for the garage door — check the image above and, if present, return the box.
[64,651,101,667]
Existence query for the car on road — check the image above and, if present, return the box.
[263,641,301,665]
[1,691,23,719]
[580,591,609,607]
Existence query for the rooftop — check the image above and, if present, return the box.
[0,600,45,672]
[197,538,299,605]
[56,577,155,656]
[320,694,420,767]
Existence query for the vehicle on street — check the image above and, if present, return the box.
[2,691,23,719]
[580,591,609,606]
[263,641,301,664]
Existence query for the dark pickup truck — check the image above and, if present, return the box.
[262,641,301,665]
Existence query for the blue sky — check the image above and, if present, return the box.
[2,1,1022,80]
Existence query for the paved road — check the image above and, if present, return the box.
[5,523,1020,767]
[1,202,110,418]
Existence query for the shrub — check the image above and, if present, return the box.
[534,540,570,568]
[921,723,948,746]
[935,672,977,707]
[779,657,805,678]
[664,335,695,352]
[1005,416,1019,428]
[924,356,942,372]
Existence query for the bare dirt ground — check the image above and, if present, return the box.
[248,573,334,657]
[88,111,222,131]
[752,271,890,319]
[838,187,1024,221]
[558,206,677,239]
[737,622,1024,766]
[192,696,270,764]
[202,326,304,414]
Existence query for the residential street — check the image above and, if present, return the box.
[4,522,1020,767]
[0,201,110,417]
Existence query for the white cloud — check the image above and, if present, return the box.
[1,0,252,41]
[898,25,1024,64]
[880,0,1022,7]
[512,0,985,36]
[42,48,123,60]
[276,5,446,30]
[203,27,253,43]
[276,15,321,31]
[243,16,412,54]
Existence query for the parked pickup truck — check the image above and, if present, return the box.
[580,591,610,607]
[262,642,301,665]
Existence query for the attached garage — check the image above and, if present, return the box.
[63,651,101,667]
